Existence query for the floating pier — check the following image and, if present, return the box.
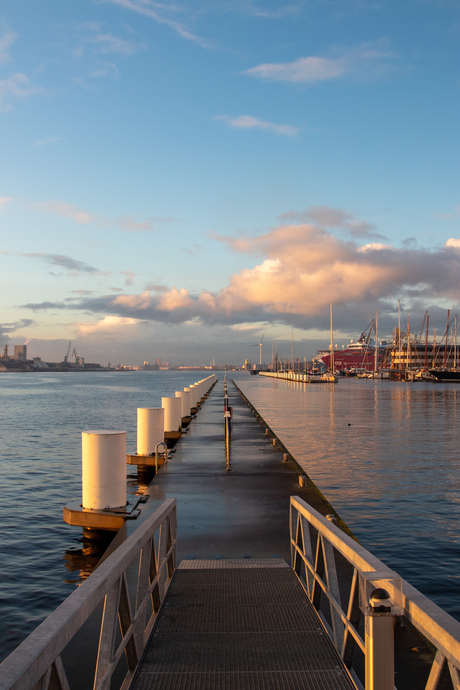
[3,374,460,690]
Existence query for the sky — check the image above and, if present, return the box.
[0,0,459,367]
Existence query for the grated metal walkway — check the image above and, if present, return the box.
[129,559,355,690]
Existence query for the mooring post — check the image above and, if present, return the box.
[365,588,395,690]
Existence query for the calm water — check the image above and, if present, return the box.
[237,375,460,621]
[1,371,460,663]
[0,370,209,662]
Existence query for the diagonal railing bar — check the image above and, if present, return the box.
[94,579,123,688]
[0,497,177,690]
[321,533,344,651]
[290,495,460,690]
[425,650,445,690]
[341,568,362,667]
[118,572,139,671]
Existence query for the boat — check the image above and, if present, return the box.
[315,318,385,374]
[428,369,460,382]
[320,304,338,382]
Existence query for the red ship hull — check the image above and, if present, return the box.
[319,349,380,372]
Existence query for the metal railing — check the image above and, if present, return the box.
[290,496,460,689]
[1,498,177,690]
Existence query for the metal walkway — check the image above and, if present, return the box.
[129,559,355,690]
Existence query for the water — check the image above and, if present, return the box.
[0,370,206,662]
[1,371,460,663]
[236,376,460,620]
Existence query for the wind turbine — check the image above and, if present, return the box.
[251,332,265,366]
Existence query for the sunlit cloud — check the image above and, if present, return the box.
[446,238,460,249]
[216,114,300,137]
[0,195,13,209]
[21,217,460,340]
[35,201,94,224]
[76,315,143,336]
[33,199,167,232]
[244,41,396,83]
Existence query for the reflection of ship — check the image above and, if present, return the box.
[315,320,385,374]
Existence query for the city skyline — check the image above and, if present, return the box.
[1,1,459,365]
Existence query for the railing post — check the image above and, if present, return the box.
[365,588,394,690]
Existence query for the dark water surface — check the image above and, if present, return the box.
[1,371,460,663]
[0,370,207,662]
[237,375,460,621]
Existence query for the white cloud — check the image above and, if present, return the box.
[0,30,17,64]
[101,0,213,48]
[33,136,61,148]
[244,41,396,83]
[217,114,300,136]
[358,243,394,252]
[91,33,141,56]
[0,73,42,112]
[446,238,460,249]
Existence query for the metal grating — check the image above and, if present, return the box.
[179,558,290,569]
[129,565,356,690]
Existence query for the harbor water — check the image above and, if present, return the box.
[1,370,460,663]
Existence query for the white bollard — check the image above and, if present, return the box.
[175,390,191,418]
[137,407,164,456]
[184,386,197,409]
[82,430,126,510]
[162,397,182,432]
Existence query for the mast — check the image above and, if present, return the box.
[425,314,429,368]
[330,302,334,373]
[374,311,379,374]
[443,309,450,368]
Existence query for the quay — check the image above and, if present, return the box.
[2,376,460,689]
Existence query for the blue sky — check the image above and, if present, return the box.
[0,0,459,366]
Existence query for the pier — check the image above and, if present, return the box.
[2,376,460,689]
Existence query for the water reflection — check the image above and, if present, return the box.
[237,377,460,619]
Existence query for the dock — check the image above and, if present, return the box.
[3,375,460,689]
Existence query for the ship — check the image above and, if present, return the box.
[314,321,386,374]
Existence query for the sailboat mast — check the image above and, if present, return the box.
[330,302,334,373]
[374,310,379,374]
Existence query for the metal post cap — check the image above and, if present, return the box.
[369,588,392,613]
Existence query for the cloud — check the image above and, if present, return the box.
[34,199,167,232]
[33,137,61,148]
[279,206,386,241]
[0,319,35,339]
[76,315,143,336]
[445,238,460,249]
[244,40,396,83]
[0,73,43,112]
[21,217,460,343]
[0,196,13,209]
[35,201,94,224]
[216,114,300,136]
[90,33,142,56]
[24,253,102,275]
[0,30,17,64]
[101,0,213,48]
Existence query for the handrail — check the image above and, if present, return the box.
[290,496,460,689]
[0,497,177,690]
